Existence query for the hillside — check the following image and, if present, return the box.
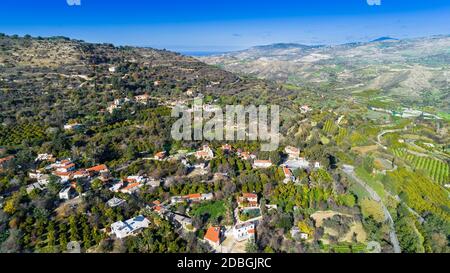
[201,35,450,111]
[0,34,283,126]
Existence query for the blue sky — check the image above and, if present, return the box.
[1,0,449,52]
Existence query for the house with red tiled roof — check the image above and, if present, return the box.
[0,155,14,169]
[86,164,109,174]
[282,166,295,184]
[120,182,142,194]
[238,193,259,209]
[195,145,214,160]
[183,192,213,202]
[204,226,222,247]
[72,169,89,179]
[154,151,167,161]
[53,171,73,182]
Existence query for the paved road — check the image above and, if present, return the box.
[343,167,402,253]
[376,127,407,149]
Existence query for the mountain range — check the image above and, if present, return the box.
[200,35,450,111]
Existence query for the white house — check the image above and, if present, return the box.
[110,215,150,239]
[109,181,124,192]
[35,153,55,162]
[64,123,82,131]
[107,197,126,208]
[53,159,76,173]
[233,222,255,241]
[59,186,76,200]
[284,158,310,170]
[195,145,214,160]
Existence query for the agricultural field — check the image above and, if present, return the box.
[323,119,337,135]
[392,149,449,185]
[0,123,47,146]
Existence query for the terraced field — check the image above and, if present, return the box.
[392,149,449,185]
[323,119,337,135]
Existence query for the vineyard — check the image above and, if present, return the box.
[335,128,348,144]
[392,149,449,185]
[323,119,337,135]
[0,123,47,146]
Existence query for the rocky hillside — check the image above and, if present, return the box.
[0,34,280,126]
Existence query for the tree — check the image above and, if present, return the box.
[360,198,384,223]
[245,239,258,253]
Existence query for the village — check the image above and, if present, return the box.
[11,142,322,252]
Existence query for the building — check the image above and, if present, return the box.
[173,214,193,230]
[107,197,126,207]
[125,175,146,184]
[238,151,256,161]
[37,174,51,185]
[237,193,258,209]
[72,169,89,179]
[284,158,310,170]
[120,182,142,194]
[0,155,14,169]
[53,172,72,182]
[221,144,232,152]
[26,182,44,194]
[233,222,255,241]
[154,151,167,161]
[53,159,76,173]
[146,178,161,188]
[253,160,272,169]
[35,153,55,162]
[86,164,109,174]
[314,161,321,169]
[110,215,150,239]
[204,226,222,247]
[285,146,300,159]
[64,123,82,131]
[59,186,76,200]
[300,105,312,114]
[109,181,124,192]
[290,227,309,240]
[108,66,116,73]
[183,193,213,202]
[195,145,214,160]
[134,93,150,104]
[282,166,295,184]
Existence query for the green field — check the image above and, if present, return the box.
[355,167,386,199]
[190,200,227,221]
[322,242,367,253]
[392,149,449,185]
